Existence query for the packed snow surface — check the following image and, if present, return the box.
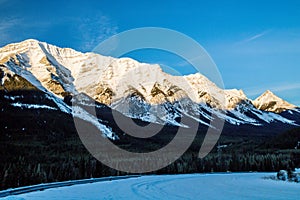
[2,173,299,200]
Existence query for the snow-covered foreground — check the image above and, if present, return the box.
[2,173,299,200]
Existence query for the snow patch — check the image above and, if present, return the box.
[11,103,57,110]
[72,106,118,140]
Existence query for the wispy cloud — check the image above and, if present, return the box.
[236,30,271,45]
[245,82,300,97]
[0,13,118,52]
[0,17,23,45]
[76,15,118,52]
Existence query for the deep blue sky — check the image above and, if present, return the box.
[1,0,300,105]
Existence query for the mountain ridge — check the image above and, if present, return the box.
[0,39,296,111]
[0,39,298,128]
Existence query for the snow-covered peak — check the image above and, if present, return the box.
[224,89,247,110]
[252,90,296,113]
[0,39,91,96]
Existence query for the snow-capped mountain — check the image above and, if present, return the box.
[0,39,247,108]
[0,39,299,131]
[252,90,296,113]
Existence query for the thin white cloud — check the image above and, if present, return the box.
[244,31,268,43]
[0,14,118,51]
[245,82,300,97]
[77,15,118,52]
[0,17,22,45]
[236,30,271,45]
[0,18,20,31]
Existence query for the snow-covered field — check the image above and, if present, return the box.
[2,173,299,200]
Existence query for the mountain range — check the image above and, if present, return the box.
[0,39,299,139]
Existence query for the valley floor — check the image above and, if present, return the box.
[2,173,299,200]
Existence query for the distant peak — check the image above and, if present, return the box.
[258,90,285,101]
[262,90,274,95]
[253,90,296,113]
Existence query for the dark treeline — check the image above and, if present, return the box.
[0,140,298,190]
[1,109,299,190]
